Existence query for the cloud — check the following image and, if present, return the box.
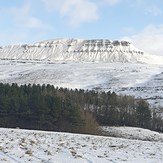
[7,3,52,30]
[0,27,49,46]
[0,30,29,45]
[0,2,53,45]
[24,17,52,30]
[145,5,162,16]
[127,0,162,16]
[123,25,163,56]
[104,0,121,6]
[42,0,99,27]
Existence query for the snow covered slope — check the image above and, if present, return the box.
[101,126,163,142]
[1,38,163,63]
[0,128,163,163]
[0,60,163,107]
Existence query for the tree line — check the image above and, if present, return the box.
[0,83,162,134]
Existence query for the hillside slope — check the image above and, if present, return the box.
[0,60,163,107]
[0,38,163,64]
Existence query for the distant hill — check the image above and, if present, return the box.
[1,38,163,64]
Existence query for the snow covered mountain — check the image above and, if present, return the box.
[0,38,163,64]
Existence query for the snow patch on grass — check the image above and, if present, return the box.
[0,127,163,162]
[101,126,163,142]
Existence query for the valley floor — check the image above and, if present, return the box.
[0,128,163,163]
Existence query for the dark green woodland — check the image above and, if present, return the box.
[0,83,162,134]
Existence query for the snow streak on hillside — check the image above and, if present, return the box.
[0,38,163,64]
[0,128,163,163]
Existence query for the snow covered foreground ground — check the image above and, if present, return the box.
[0,128,163,163]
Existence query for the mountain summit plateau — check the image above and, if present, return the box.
[0,38,163,64]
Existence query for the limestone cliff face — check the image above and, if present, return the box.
[0,38,159,63]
